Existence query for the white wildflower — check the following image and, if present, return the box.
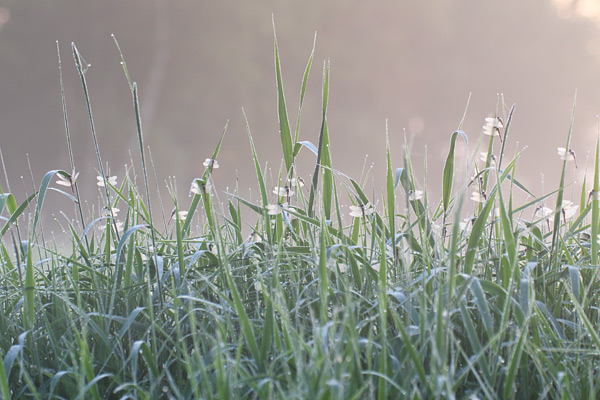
[208,243,218,255]
[288,176,305,188]
[561,200,578,220]
[97,175,118,187]
[101,206,120,217]
[471,191,486,203]
[99,220,124,232]
[56,170,79,189]
[203,158,219,169]
[408,190,423,201]
[248,231,262,243]
[534,206,553,220]
[266,203,288,216]
[480,152,496,165]
[189,180,202,196]
[483,117,503,137]
[273,186,295,197]
[557,147,578,168]
[349,203,374,218]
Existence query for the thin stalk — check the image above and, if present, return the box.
[132,83,163,305]
[71,43,121,242]
[57,41,91,258]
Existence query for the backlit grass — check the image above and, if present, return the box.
[1,32,600,399]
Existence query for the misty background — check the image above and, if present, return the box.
[1,0,600,233]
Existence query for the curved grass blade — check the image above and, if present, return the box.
[0,193,17,216]
[32,169,65,237]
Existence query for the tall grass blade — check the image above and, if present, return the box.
[551,93,577,266]
[242,110,269,207]
[72,43,119,241]
[385,121,395,243]
[293,32,316,155]
[57,41,89,252]
[273,20,294,173]
[308,61,331,217]
[131,83,163,305]
[592,134,599,265]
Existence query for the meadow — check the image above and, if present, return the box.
[1,33,600,399]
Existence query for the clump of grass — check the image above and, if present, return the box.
[1,30,600,399]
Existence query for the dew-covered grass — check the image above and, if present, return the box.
[1,31,600,399]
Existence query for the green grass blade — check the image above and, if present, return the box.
[592,135,599,265]
[502,322,528,399]
[321,121,333,219]
[24,240,34,334]
[308,61,331,217]
[0,348,9,400]
[319,217,329,324]
[138,341,159,381]
[32,170,66,237]
[259,293,274,368]
[182,122,227,235]
[390,310,429,393]
[242,110,268,207]
[0,193,16,215]
[224,265,262,372]
[442,130,468,216]
[551,93,577,266]
[273,20,294,173]
[79,333,100,400]
[470,278,494,338]
[568,266,580,302]
[464,152,523,274]
[464,193,496,275]
[386,122,395,242]
[293,32,316,154]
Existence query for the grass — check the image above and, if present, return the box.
[1,32,600,399]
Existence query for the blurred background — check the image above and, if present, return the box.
[1,0,600,233]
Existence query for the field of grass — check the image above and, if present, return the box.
[2,32,600,399]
